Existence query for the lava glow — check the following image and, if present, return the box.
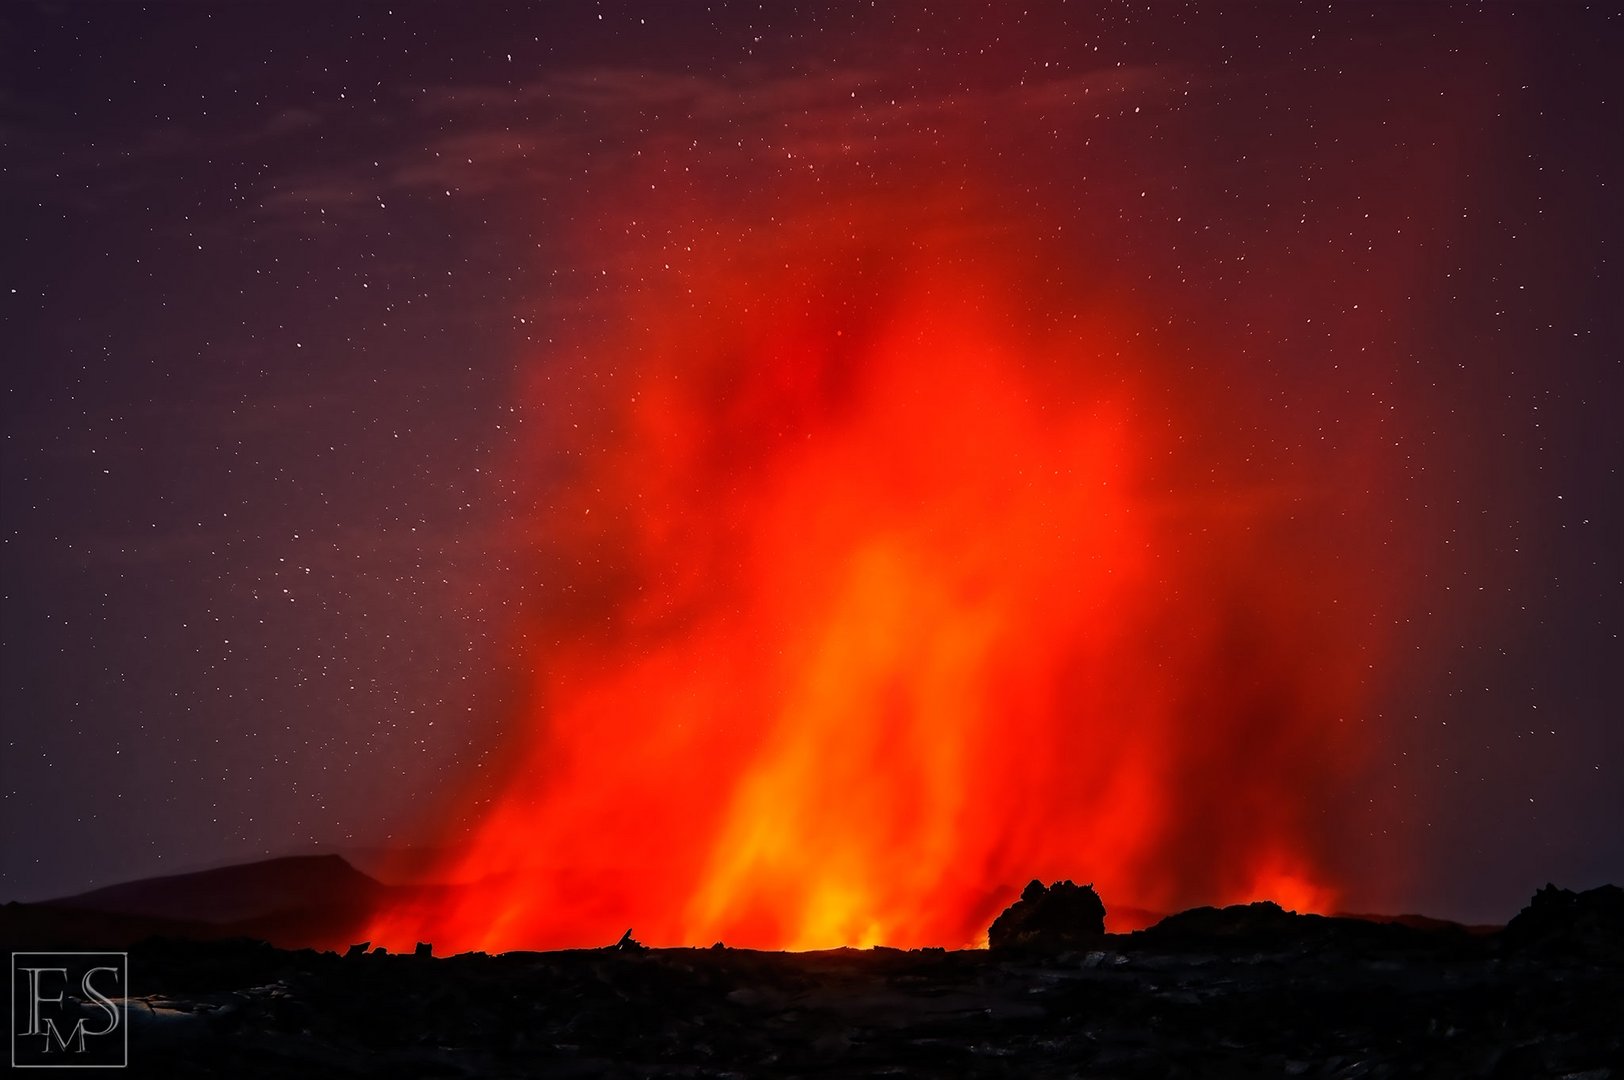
[369,201,1404,953]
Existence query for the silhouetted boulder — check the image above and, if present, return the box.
[988,879,1106,953]
[1503,883,1624,960]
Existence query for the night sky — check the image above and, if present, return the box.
[3,1,1621,933]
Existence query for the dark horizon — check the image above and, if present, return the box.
[21,848,1582,954]
[7,845,1598,946]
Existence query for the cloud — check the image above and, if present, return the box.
[249,57,1180,254]
[388,131,560,194]
[392,59,1177,191]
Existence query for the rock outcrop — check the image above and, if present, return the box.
[1503,882,1624,960]
[987,879,1106,953]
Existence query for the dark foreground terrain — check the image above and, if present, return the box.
[4,877,1620,1078]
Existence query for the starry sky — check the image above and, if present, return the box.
[2,1,1620,929]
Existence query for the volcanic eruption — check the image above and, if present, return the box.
[365,162,1413,953]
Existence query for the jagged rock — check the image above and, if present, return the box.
[1138,900,1316,950]
[988,879,1106,952]
[1503,883,1624,960]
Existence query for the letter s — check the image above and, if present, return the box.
[79,966,121,1037]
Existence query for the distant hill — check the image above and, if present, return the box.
[0,900,221,952]
[1336,911,1502,936]
[48,853,384,925]
[0,854,411,951]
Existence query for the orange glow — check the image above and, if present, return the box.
[367,184,1404,953]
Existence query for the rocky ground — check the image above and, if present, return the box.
[6,882,1620,1078]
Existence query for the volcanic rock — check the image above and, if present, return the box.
[91,913,1624,1079]
[1133,900,1486,956]
[987,878,1106,952]
[1503,882,1624,960]
[7,878,1624,1078]
[1138,899,1316,950]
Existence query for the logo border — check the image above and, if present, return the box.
[10,951,129,1070]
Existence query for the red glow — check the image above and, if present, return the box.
[368,190,1403,952]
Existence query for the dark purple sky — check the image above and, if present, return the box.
[2,1,1620,926]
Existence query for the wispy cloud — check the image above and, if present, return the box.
[253,60,1178,223]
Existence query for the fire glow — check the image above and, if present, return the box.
[369,200,1403,953]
